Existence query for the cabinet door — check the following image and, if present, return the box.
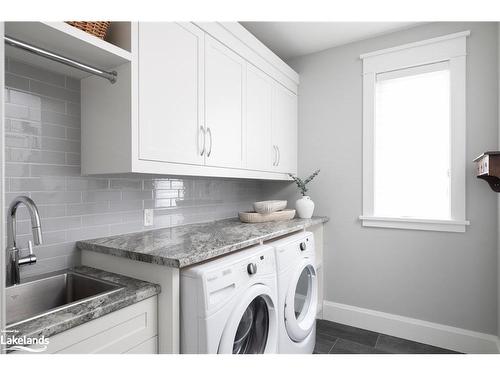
[205,35,244,169]
[138,22,205,165]
[272,83,298,174]
[246,64,273,171]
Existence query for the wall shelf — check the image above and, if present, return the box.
[5,22,132,79]
[473,151,500,192]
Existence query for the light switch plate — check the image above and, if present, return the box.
[143,209,154,226]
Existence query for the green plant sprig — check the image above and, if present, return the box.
[288,169,320,196]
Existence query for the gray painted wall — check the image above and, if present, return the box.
[4,58,266,280]
[279,22,498,334]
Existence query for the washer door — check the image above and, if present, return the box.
[218,284,277,354]
[284,260,318,342]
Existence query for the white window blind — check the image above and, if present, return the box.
[360,31,470,232]
[374,63,451,220]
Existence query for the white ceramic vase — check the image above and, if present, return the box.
[296,196,315,219]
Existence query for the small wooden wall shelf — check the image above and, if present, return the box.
[473,151,500,192]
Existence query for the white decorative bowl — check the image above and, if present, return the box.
[253,200,287,214]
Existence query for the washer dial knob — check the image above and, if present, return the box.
[247,263,257,275]
[300,242,307,251]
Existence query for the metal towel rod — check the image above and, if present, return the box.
[4,35,117,83]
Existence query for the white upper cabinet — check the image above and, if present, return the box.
[205,35,244,169]
[138,22,204,166]
[272,83,298,174]
[245,63,273,171]
[81,22,299,180]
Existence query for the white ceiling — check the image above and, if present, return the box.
[240,22,421,61]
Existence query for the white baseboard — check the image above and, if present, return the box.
[322,300,499,354]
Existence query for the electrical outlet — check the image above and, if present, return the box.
[143,209,154,227]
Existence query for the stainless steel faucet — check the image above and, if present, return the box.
[6,196,43,286]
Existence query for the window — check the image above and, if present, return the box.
[360,31,470,232]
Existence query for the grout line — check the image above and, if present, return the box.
[327,338,339,354]
[374,334,381,349]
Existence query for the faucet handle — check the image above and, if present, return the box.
[28,240,34,255]
[18,240,37,266]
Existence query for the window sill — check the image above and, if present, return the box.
[359,216,470,233]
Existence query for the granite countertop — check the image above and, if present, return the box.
[77,216,329,268]
[5,266,160,344]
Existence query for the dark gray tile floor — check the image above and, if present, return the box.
[314,319,460,354]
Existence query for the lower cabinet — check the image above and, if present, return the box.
[19,297,158,354]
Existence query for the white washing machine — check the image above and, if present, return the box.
[180,244,278,354]
[270,231,318,354]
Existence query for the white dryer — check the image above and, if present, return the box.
[180,244,278,354]
[270,231,318,354]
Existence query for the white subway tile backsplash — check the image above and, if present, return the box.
[9,120,41,136]
[30,164,81,177]
[10,177,66,192]
[42,216,82,231]
[66,202,110,216]
[66,177,109,191]
[9,59,66,87]
[82,191,121,202]
[66,225,109,242]
[5,73,29,91]
[8,149,66,164]
[12,204,67,220]
[82,213,123,226]
[4,58,266,279]
[41,96,66,114]
[6,162,30,177]
[65,153,81,166]
[9,90,41,108]
[31,191,82,204]
[5,103,40,121]
[41,110,80,128]
[66,102,80,117]
[108,222,144,236]
[41,136,80,153]
[122,190,153,200]
[30,79,80,103]
[109,200,143,212]
[65,76,81,91]
[65,127,81,140]
[5,133,40,149]
[155,189,178,199]
[110,179,142,190]
[41,123,66,138]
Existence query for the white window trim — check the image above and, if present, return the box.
[360,31,471,233]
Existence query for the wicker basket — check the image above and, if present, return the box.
[66,21,111,40]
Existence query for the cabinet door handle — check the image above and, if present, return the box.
[207,127,213,157]
[273,145,277,166]
[276,146,281,166]
[199,126,206,156]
